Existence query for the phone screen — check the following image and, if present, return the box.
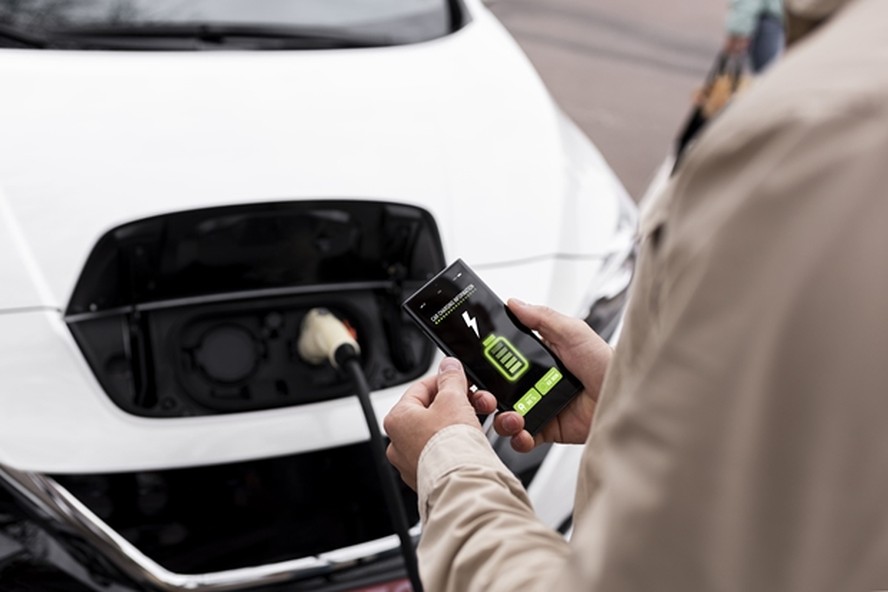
[402,259,582,435]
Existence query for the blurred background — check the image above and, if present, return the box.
[490,0,724,200]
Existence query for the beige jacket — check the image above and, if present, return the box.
[415,0,888,590]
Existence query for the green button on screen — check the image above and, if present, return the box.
[513,388,542,416]
[535,367,563,395]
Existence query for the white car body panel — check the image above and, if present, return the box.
[0,0,629,522]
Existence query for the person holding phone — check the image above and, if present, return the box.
[401,259,589,438]
[724,0,784,72]
[384,0,888,590]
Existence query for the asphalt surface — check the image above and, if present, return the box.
[488,0,725,200]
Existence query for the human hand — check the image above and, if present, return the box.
[493,299,612,453]
[724,34,750,55]
[384,357,496,491]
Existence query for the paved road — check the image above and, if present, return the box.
[489,0,725,200]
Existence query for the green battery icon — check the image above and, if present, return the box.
[482,334,529,382]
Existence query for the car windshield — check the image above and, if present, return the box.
[0,0,457,49]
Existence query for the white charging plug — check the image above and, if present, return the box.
[297,308,360,368]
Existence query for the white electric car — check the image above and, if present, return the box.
[0,1,637,590]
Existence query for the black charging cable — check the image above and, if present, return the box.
[298,309,424,592]
[340,354,424,592]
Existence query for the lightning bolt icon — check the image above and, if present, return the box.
[462,311,480,339]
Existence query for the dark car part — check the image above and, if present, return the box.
[65,201,444,418]
[341,354,423,592]
[584,249,635,342]
[0,0,469,51]
[52,445,419,575]
[1,449,420,592]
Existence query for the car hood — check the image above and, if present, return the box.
[0,13,626,312]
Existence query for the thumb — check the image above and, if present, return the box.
[430,357,471,410]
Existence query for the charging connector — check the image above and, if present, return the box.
[297,308,360,368]
[298,307,423,592]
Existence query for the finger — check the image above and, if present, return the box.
[494,411,525,437]
[385,444,415,489]
[470,390,498,415]
[399,374,439,408]
[386,442,408,475]
[510,430,537,454]
[430,357,471,410]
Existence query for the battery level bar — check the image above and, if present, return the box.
[482,334,529,382]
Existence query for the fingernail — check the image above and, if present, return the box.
[504,414,521,432]
[508,298,527,308]
[439,357,461,373]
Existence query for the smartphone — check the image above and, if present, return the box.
[402,259,583,436]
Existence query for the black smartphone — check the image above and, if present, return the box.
[402,259,583,436]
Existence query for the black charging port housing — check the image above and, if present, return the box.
[65,200,444,418]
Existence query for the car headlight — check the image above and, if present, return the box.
[579,190,638,342]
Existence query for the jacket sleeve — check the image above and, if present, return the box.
[415,425,575,592]
[726,0,762,35]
